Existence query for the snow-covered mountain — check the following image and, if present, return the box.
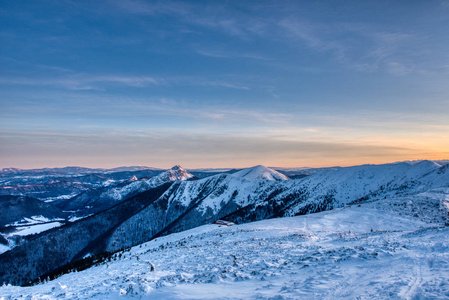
[232,165,290,181]
[0,166,196,256]
[158,165,194,181]
[1,160,448,286]
[55,165,196,217]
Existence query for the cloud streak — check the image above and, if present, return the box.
[0,75,160,90]
[109,1,434,76]
[0,74,254,91]
[195,49,269,61]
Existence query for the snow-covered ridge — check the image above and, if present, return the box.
[232,165,290,181]
[83,166,193,202]
[48,165,196,221]
[132,165,194,194]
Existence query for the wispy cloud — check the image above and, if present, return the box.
[278,19,344,55]
[104,97,291,124]
[0,89,291,127]
[0,56,74,73]
[385,62,412,76]
[195,49,268,61]
[108,0,191,16]
[90,75,159,87]
[0,73,258,92]
[277,18,417,74]
[195,81,250,90]
[104,0,444,77]
[108,0,270,39]
[0,75,161,90]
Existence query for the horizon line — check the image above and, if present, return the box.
[2,158,448,172]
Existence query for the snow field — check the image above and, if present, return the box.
[6,222,63,237]
[1,201,448,299]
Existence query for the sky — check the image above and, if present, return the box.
[1,0,448,169]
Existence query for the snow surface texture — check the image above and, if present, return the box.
[1,198,448,299]
[232,165,290,181]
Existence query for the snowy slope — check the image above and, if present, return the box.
[1,199,447,299]
[276,160,448,216]
[232,165,290,181]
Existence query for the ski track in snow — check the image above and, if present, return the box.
[1,202,448,300]
[402,263,422,300]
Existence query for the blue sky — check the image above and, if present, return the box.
[1,0,448,168]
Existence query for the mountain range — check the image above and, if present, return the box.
[0,161,448,286]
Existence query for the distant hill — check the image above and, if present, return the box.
[232,165,290,181]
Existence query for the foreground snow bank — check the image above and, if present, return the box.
[1,200,448,299]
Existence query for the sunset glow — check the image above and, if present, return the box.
[1,1,448,169]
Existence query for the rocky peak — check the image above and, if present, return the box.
[164,165,194,181]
